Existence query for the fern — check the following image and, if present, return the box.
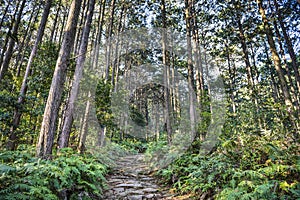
[0,149,107,199]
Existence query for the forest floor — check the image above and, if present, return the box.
[102,154,193,200]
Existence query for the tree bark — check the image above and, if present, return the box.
[0,1,11,29]
[50,0,62,42]
[185,0,196,140]
[257,0,292,110]
[104,0,116,80]
[15,3,41,76]
[273,0,300,93]
[37,0,82,158]
[58,0,95,149]
[6,0,53,151]
[0,0,26,81]
[78,91,91,153]
[92,0,106,70]
[161,0,172,145]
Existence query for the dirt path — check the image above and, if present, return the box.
[102,154,186,200]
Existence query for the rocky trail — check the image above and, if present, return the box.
[102,154,191,200]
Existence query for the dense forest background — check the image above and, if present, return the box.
[0,0,299,199]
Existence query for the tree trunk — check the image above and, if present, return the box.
[6,0,53,151]
[273,0,300,94]
[0,0,17,65]
[15,4,41,77]
[236,16,254,87]
[78,91,91,153]
[36,0,82,158]
[257,0,292,110]
[58,0,95,149]
[0,1,11,29]
[0,0,26,81]
[104,0,116,81]
[161,0,172,145]
[92,0,106,70]
[111,4,125,91]
[50,0,62,42]
[74,0,88,55]
[185,0,196,140]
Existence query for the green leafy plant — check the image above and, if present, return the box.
[0,148,107,200]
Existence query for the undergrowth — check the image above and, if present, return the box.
[0,146,107,200]
[148,138,300,199]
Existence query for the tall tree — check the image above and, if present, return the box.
[256,0,292,110]
[58,0,95,149]
[161,0,172,145]
[185,0,196,139]
[0,0,26,81]
[273,0,300,94]
[104,0,116,80]
[37,0,82,158]
[6,0,53,150]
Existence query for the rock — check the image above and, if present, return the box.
[103,154,177,199]
[142,188,158,193]
[113,187,125,193]
[127,195,144,200]
[115,183,143,188]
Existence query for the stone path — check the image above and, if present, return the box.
[102,154,186,200]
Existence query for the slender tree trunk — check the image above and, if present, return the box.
[185,0,196,140]
[236,17,254,87]
[58,11,67,44]
[92,0,106,70]
[161,0,172,145]
[0,0,26,81]
[14,2,39,74]
[225,42,236,113]
[58,0,95,149]
[15,4,41,77]
[263,40,280,102]
[191,3,204,105]
[74,0,88,54]
[0,0,16,63]
[6,0,53,151]
[272,16,300,110]
[36,0,82,158]
[0,1,11,29]
[78,91,91,153]
[111,4,125,90]
[104,0,116,80]
[257,0,292,110]
[273,0,300,93]
[50,0,62,42]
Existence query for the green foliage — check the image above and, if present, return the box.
[0,41,58,147]
[119,140,148,153]
[155,145,299,199]
[0,148,107,200]
[95,79,113,127]
[150,100,300,199]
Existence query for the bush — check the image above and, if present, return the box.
[0,148,107,200]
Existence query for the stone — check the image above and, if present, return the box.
[127,195,143,200]
[142,188,158,193]
[113,187,125,193]
[102,154,177,199]
[115,183,143,188]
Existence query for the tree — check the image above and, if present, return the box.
[161,0,172,145]
[0,0,26,81]
[256,0,294,117]
[37,0,82,158]
[185,0,196,139]
[6,0,53,151]
[58,0,95,149]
